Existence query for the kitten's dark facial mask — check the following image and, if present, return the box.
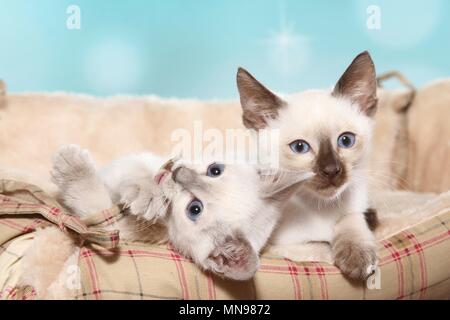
[308,132,358,196]
[287,136,352,198]
[313,139,347,190]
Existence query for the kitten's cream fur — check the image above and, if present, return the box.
[51,145,311,280]
[237,52,379,279]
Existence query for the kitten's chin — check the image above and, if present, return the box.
[305,182,348,201]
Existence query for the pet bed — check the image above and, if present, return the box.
[0,74,449,299]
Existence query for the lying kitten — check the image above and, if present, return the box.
[51,145,311,280]
[236,51,378,279]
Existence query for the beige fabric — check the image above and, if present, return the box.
[406,79,450,193]
[1,180,449,300]
[0,79,422,195]
[0,92,242,196]
[0,233,35,298]
[0,179,122,299]
[369,87,414,190]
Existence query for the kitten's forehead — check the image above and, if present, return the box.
[274,90,372,139]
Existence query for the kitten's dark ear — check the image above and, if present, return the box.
[332,51,378,117]
[236,67,286,130]
[206,233,259,281]
[259,169,313,204]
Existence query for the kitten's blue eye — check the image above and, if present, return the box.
[186,199,203,221]
[337,132,356,148]
[289,140,310,154]
[206,163,225,177]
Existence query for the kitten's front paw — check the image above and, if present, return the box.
[333,240,377,280]
[51,144,96,187]
[119,180,168,221]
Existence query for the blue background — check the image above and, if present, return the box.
[1,0,449,98]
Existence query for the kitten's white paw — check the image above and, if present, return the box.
[333,240,378,280]
[119,180,168,221]
[51,144,96,187]
[51,144,112,217]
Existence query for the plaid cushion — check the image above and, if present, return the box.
[0,179,121,299]
[1,180,449,300]
[0,180,120,249]
[75,209,450,300]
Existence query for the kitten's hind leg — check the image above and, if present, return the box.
[51,144,113,217]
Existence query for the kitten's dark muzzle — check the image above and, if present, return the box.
[172,166,208,191]
[171,166,188,183]
[315,165,346,188]
[314,139,347,188]
[319,162,343,183]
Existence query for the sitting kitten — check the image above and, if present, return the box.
[236,51,378,279]
[51,145,312,280]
